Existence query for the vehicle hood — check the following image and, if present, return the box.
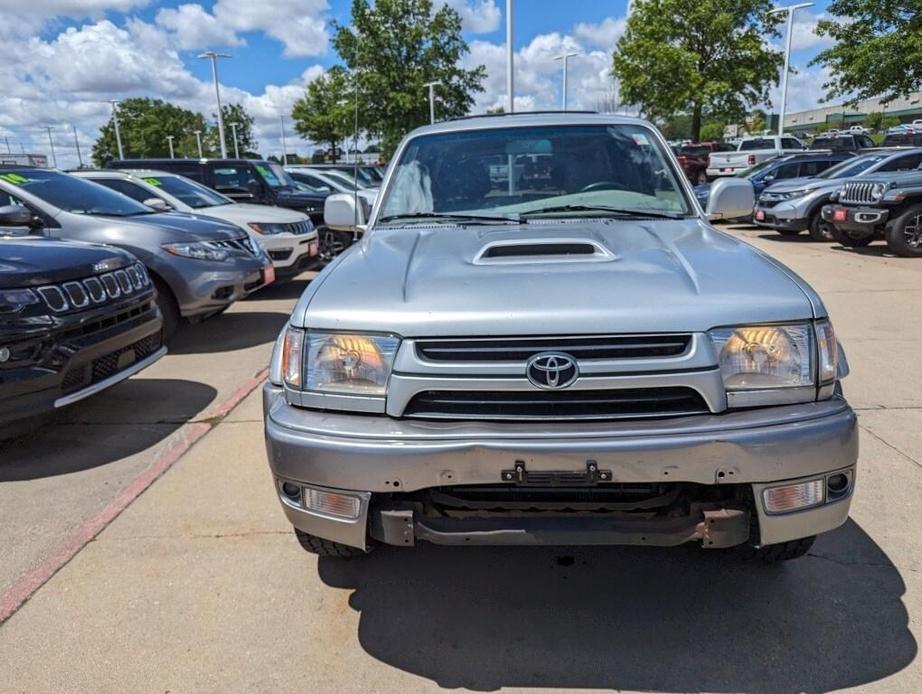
[0,237,133,288]
[295,220,818,336]
[275,187,326,208]
[76,211,245,243]
[762,177,838,194]
[842,169,922,186]
[197,203,309,225]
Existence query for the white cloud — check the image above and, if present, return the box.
[155,4,243,50]
[573,17,626,50]
[439,0,501,33]
[789,10,835,52]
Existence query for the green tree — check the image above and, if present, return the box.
[745,108,767,135]
[813,0,922,104]
[92,98,208,165]
[612,0,784,142]
[864,111,884,132]
[291,66,355,163]
[699,121,726,142]
[210,103,257,157]
[333,0,486,157]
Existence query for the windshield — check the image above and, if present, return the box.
[734,159,775,178]
[816,154,887,179]
[253,162,297,189]
[811,136,855,151]
[739,139,775,151]
[377,124,691,222]
[142,174,231,208]
[323,169,372,190]
[0,169,152,216]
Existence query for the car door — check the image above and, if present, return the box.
[878,152,922,172]
[798,159,837,178]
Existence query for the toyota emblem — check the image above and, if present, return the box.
[526,352,579,390]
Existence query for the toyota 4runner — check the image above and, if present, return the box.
[263,114,857,562]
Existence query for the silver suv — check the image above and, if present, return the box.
[263,114,857,562]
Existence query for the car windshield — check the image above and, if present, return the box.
[254,162,297,189]
[734,159,776,178]
[815,154,887,179]
[678,145,710,157]
[141,174,231,208]
[377,124,692,223]
[322,169,372,190]
[739,139,776,151]
[0,169,153,216]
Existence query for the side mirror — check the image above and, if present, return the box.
[143,198,171,211]
[706,178,755,220]
[246,180,263,198]
[324,193,367,231]
[0,205,39,228]
[762,175,775,183]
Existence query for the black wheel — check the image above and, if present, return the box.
[294,528,369,558]
[152,277,180,342]
[831,224,874,248]
[808,210,835,242]
[777,229,802,237]
[885,204,922,257]
[738,536,816,563]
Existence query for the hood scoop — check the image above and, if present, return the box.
[474,238,615,265]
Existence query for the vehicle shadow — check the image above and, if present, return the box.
[0,378,217,481]
[168,311,291,355]
[244,273,319,302]
[318,520,915,693]
[755,233,816,243]
[831,244,900,258]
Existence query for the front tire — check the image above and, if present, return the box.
[831,225,874,248]
[152,277,180,342]
[738,536,816,562]
[294,528,369,558]
[808,210,835,242]
[885,204,922,257]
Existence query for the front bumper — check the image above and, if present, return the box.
[165,256,269,319]
[264,385,858,550]
[258,232,320,272]
[753,203,810,231]
[706,167,744,177]
[822,204,890,235]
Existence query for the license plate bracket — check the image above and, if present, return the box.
[501,460,611,486]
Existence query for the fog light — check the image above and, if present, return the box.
[281,482,302,501]
[305,488,361,520]
[827,472,852,501]
[763,479,825,514]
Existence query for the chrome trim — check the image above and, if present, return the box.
[115,269,133,294]
[289,387,386,414]
[62,281,90,308]
[726,386,817,408]
[83,277,106,303]
[101,274,121,298]
[36,286,69,312]
[54,347,167,408]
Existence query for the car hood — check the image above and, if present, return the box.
[294,220,819,336]
[842,169,922,185]
[275,188,326,207]
[194,203,309,226]
[84,211,245,242]
[762,177,838,194]
[0,237,133,288]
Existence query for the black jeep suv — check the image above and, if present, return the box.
[0,206,165,431]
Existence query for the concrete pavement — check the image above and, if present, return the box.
[1,230,921,693]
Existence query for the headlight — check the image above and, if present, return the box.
[248,222,287,235]
[710,324,813,390]
[779,189,809,200]
[815,320,838,385]
[305,331,400,395]
[281,326,304,388]
[870,183,888,201]
[0,288,39,314]
[163,242,229,262]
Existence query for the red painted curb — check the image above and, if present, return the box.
[0,368,268,625]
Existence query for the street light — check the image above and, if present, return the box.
[194,130,203,158]
[107,100,124,160]
[72,125,83,168]
[43,126,57,168]
[198,51,231,158]
[229,122,240,158]
[554,52,580,111]
[423,81,440,124]
[280,115,288,166]
[166,135,175,159]
[770,3,814,136]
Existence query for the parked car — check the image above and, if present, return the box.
[822,163,922,256]
[286,166,378,194]
[107,158,327,226]
[881,131,922,147]
[264,113,856,563]
[0,167,271,340]
[73,170,319,281]
[308,163,382,187]
[706,135,807,178]
[809,133,876,152]
[675,142,735,184]
[0,219,164,433]
[694,151,853,214]
[754,149,922,241]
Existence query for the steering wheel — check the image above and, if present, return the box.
[580,181,630,192]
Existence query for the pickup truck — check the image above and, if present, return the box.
[264,113,856,563]
[707,135,807,178]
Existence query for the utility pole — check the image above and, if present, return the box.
[770,3,814,136]
[194,130,203,158]
[229,122,240,158]
[199,51,231,158]
[4,137,10,154]
[506,0,515,113]
[108,100,124,159]
[424,81,440,124]
[280,115,288,166]
[166,135,175,159]
[44,127,57,168]
[72,125,83,168]
[554,52,580,111]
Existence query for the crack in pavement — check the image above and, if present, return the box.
[808,552,920,574]
[92,530,290,542]
[859,425,922,470]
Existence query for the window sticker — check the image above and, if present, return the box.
[143,177,162,186]
[0,173,30,185]
[631,133,650,146]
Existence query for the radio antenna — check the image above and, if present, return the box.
[353,69,360,239]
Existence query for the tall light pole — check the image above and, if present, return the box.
[506,0,514,113]
[771,3,813,136]
[280,115,288,166]
[72,125,83,168]
[194,130,203,158]
[166,135,175,159]
[229,122,240,158]
[107,100,124,159]
[424,81,440,124]
[44,126,57,168]
[198,51,231,158]
[554,52,580,111]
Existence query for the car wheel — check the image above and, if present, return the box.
[808,211,835,242]
[294,528,370,558]
[885,204,922,257]
[831,225,874,248]
[152,277,180,342]
[738,535,816,562]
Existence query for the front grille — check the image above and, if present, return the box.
[268,249,293,261]
[757,199,781,209]
[284,221,314,235]
[403,387,709,421]
[839,182,878,204]
[36,263,151,314]
[416,334,692,362]
[61,332,162,394]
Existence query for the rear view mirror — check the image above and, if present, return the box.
[0,205,39,228]
[324,193,366,231]
[143,198,171,211]
[706,178,755,220]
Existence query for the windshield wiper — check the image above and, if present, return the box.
[520,204,685,220]
[378,212,522,225]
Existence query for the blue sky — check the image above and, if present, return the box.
[2,0,838,166]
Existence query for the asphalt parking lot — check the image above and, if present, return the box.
[1,227,921,693]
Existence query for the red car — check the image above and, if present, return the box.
[676,142,735,184]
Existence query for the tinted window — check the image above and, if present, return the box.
[92,178,152,204]
[288,172,334,192]
[769,163,800,180]
[739,139,775,151]
[211,164,260,192]
[879,153,922,171]
[799,159,837,177]
[142,175,230,208]
[816,154,887,179]
[782,138,802,149]
[0,169,152,216]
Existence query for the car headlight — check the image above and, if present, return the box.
[163,242,229,262]
[248,222,288,235]
[0,288,39,314]
[779,189,809,200]
[870,183,888,201]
